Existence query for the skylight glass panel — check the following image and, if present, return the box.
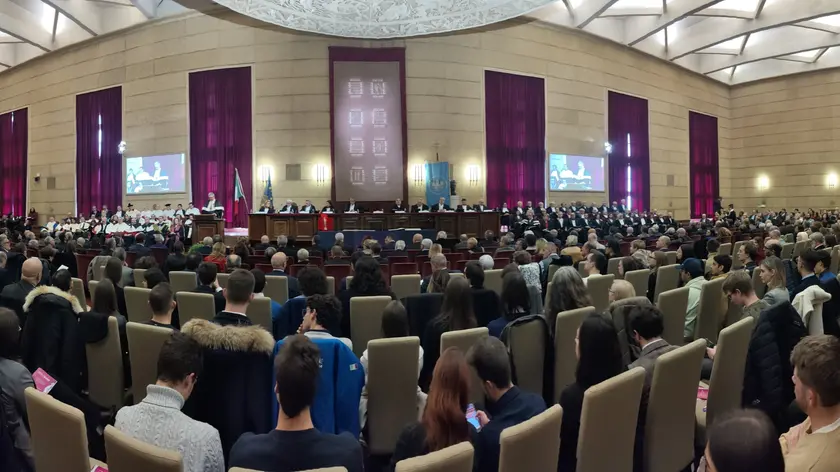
[813,14,840,27]
[713,0,759,11]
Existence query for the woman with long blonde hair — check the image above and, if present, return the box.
[759,256,788,306]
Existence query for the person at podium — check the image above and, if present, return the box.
[433,197,450,212]
[345,198,362,213]
[299,200,316,214]
[278,199,297,213]
[392,198,407,212]
[412,200,429,212]
[202,192,219,214]
[455,198,472,212]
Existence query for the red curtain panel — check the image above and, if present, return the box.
[689,111,719,218]
[607,91,650,213]
[76,86,123,215]
[0,108,27,216]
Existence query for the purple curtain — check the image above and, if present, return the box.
[689,111,719,218]
[485,71,545,208]
[76,87,123,215]
[0,108,27,216]
[608,91,650,212]
[189,67,253,228]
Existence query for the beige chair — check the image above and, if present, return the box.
[104,425,181,472]
[450,272,465,280]
[367,337,422,455]
[133,268,147,287]
[176,292,216,326]
[507,317,548,397]
[392,274,421,301]
[751,266,766,299]
[831,246,840,275]
[577,367,645,472]
[346,276,354,286]
[169,271,197,293]
[730,241,746,270]
[395,441,473,472]
[656,287,689,347]
[499,405,563,472]
[665,251,677,265]
[694,277,726,343]
[644,340,706,472]
[441,327,489,407]
[126,322,173,402]
[718,243,732,256]
[86,316,124,410]
[124,286,153,323]
[217,272,230,288]
[326,276,335,296]
[71,277,87,312]
[485,269,502,296]
[624,268,650,299]
[92,258,109,282]
[607,258,621,278]
[350,295,393,358]
[246,297,273,332]
[88,280,99,307]
[586,274,613,313]
[546,282,554,305]
[577,261,587,278]
[231,469,347,472]
[24,387,107,472]
[724,300,744,328]
[265,275,290,305]
[547,264,560,284]
[780,242,794,260]
[696,317,754,446]
[553,306,596,403]
[653,264,680,302]
[793,240,810,258]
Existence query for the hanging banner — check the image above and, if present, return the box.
[425,162,450,206]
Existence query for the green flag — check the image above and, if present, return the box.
[234,168,245,201]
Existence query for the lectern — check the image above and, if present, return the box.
[193,214,224,240]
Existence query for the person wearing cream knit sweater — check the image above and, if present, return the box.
[780,335,840,472]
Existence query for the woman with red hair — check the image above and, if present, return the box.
[390,347,473,469]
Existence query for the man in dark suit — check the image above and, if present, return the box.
[628,305,678,400]
[192,262,226,315]
[269,252,300,298]
[433,197,450,212]
[149,233,168,249]
[128,233,151,258]
[254,235,272,251]
[453,234,469,250]
[276,235,297,263]
[162,241,187,278]
[298,200,316,214]
[0,257,41,325]
[195,236,213,256]
[455,198,472,212]
[473,199,489,212]
[344,198,361,213]
[412,200,429,212]
[791,249,823,300]
[213,268,256,327]
[276,199,297,213]
[0,251,11,292]
[391,198,407,212]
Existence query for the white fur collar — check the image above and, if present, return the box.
[23,285,85,314]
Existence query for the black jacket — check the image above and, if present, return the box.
[473,387,546,472]
[162,254,187,278]
[0,281,37,326]
[21,286,86,394]
[128,244,150,258]
[192,285,226,315]
[182,317,275,462]
[818,277,840,337]
[790,274,820,300]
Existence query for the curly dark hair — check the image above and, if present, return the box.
[349,256,388,295]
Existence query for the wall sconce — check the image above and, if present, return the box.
[411,164,425,187]
[827,173,838,189]
[466,165,480,186]
[258,165,272,183]
[757,175,770,191]
[604,141,613,154]
[314,164,329,186]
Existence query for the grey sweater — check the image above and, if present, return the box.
[115,385,224,472]
[0,358,34,469]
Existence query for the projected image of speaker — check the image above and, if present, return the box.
[548,154,605,192]
[126,154,187,195]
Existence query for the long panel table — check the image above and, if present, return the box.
[248,212,500,242]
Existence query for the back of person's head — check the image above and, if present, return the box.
[546,266,592,319]
[52,269,72,292]
[157,332,204,389]
[467,337,512,390]
[589,250,607,274]
[274,334,321,418]
[799,249,821,274]
[135,256,158,270]
[610,279,636,302]
[430,253,447,271]
[330,245,343,258]
[713,255,732,273]
[104,257,123,285]
[422,347,471,452]
[501,271,530,319]
[0,307,21,359]
[381,300,409,338]
[791,335,840,410]
[297,267,328,296]
[707,239,721,253]
[478,254,493,270]
[429,269,451,294]
[196,262,218,286]
[576,313,624,388]
[225,269,255,305]
[143,267,166,289]
[297,248,309,261]
[513,250,532,266]
[628,305,664,341]
[92,279,118,315]
[149,282,175,316]
[620,256,642,274]
[464,261,484,289]
[251,269,266,294]
[679,243,696,260]
[524,233,537,247]
[350,256,387,294]
[305,294,342,336]
[705,409,784,472]
[186,252,203,271]
[172,241,184,254]
[439,277,476,331]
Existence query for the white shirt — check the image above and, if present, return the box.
[348,204,356,212]
[186,208,200,216]
[205,200,216,211]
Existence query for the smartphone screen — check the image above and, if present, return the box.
[466,403,481,431]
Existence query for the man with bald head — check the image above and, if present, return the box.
[0,257,42,324]
[269,252,300,299]
[255,235,271,251]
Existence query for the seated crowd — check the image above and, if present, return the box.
[0,205,840,472]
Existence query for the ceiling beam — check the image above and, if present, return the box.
[700,29,840,73]
[625,0,724,46]
[572,0,620,28]
[693,8,754,19]
[796,20,840,34]
[667,0,840,60]
[42,0,102,35]
[0,3,54,52]
[130,0,158,18]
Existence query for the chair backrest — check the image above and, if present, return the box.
[493,258,508,269]
[506,317,547,397]
[547,264,560,283]
[664,251,677,265]
[441,327,489,406]
[656,287,690,346]
[126,322,173,403]
[624,268,650,299]
[392,262,419,276]
[586,274,614,313]
[731,241,746,270]
[350,295,393,358]
[644,340,706,472]
[392,274,421,301]
[265,275,290,305]
[255,263,273,274]
[553,306,596,403]
[653,264,680,302]
[793,240,810,258]
[246,297,273,332]
[133,268,147,287]
[169,271,197,293]
[394,441,474,472]
[86,316,124,410]
[326,276,335,296]
[216,272,230,288]
[718,243,732,256]
[780,242,794,260]
[484,269,503,295]
[25,387,93,472]
[706,317,755,430]
[124,286,153,323]
[367,337,422,455]
[175,292,216,326]
[104,425,181,472]
[499,405,563,472]
[695,277,726,343]
[74,253,96,285]
[607,257,621,278]
[92,258,109,282]
[831,246,840,275]
[71,277,87,312]
[577,261,587,278]
[576,368,646,472]
[88,280,99,307]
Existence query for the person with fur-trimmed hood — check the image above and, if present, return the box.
[21,268,85,394]
[181,268,275,461]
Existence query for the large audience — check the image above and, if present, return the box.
[1,203,840,472]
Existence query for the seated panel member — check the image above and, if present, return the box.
[433,197,450,212]
[278,199,297,213]
[345,198,361,213]
[455,198,472,212]
[412,200,429,212]
[392,198,407,212]
[321,200,336,214]
[299,200,316,214]
[257,200,274,214]
[473,199,488,212]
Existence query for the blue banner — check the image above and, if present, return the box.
[425,162,450,206]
